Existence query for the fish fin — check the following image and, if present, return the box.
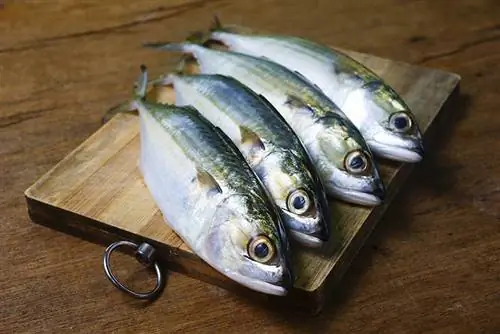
[210,14,224,32]
[101,100,137,124]
[102,65,148,123]
[196,168,222,196]
[143,41,201,53]
[209,15,254,35]
[240,126,265,151]
[143,42,204,75]
[143,41,183,52]
[134,64,148,100]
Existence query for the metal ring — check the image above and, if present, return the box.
[103,241,164,300]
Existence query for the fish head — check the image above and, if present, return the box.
[255,149,330,248]
[314,116,385,206]
[343,81,424,163]
[204,193,293,296]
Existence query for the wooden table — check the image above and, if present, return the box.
[1,1,499,332]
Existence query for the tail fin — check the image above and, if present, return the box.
[101,65,148,123]
[102,101,135,124]
[144,41,205,75]
[134,64,148,100]
[143,41,203,54]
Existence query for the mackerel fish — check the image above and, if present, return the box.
[132,65,293,296]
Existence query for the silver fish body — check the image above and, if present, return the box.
[208,31,424,163]
[158,73,331,247]
[145,43,385,206]
[132,67,293,295]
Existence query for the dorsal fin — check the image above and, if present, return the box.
[209,15,254,35]
[240,126,265,151]
[210,15,224,32]
[196,168,222,196]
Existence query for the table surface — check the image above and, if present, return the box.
[1,1,499,333]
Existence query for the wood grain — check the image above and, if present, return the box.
[24,49,460,313]
[1,0,499,333]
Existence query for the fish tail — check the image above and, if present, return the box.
[143,41,202,54]
[134,64,148,100]
[101,64,149,123]
[143,41,205,76]
[101,100,136,124]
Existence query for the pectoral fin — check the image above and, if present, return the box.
[240,126,265,151]
[196,168,222,196]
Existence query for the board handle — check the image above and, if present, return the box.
[103,241,165,300]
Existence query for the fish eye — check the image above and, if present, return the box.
[345,150,370,174]
[390,112,412,133]
[287,189,311,215]
[247,235,275,263]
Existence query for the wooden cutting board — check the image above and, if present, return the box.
[24,48,460,314]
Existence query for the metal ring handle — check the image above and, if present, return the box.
[103,241,164,300]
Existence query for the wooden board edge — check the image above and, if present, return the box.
[23,113,134,201]
[24,194,326,312]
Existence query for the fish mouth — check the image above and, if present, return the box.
[289,230,326,248]
[328,186,384,206]
[281,212,329,248]
[224,271,290,296]
[368,140,424,163]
